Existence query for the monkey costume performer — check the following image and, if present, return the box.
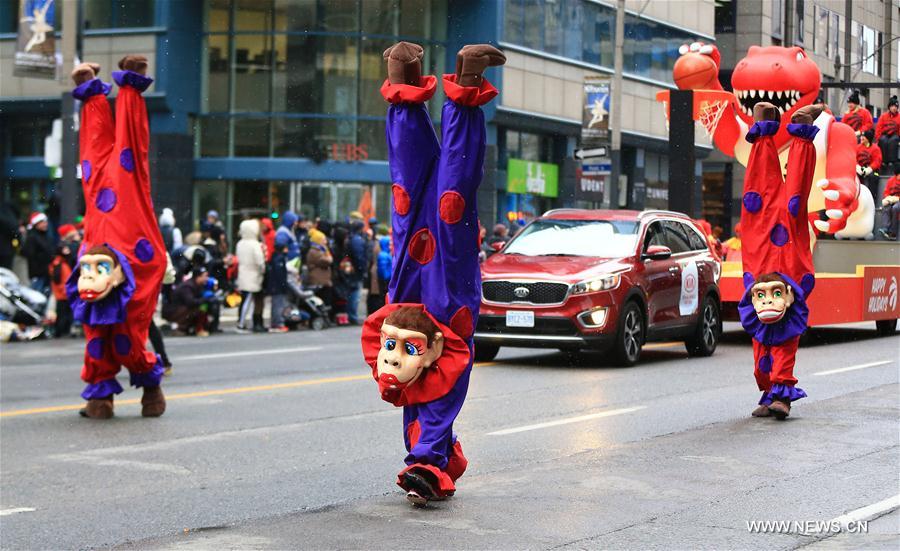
[361,42,505,506]
[66,56,167,419]
[739,101,822,420]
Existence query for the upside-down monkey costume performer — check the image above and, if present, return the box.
[68,56,167,419]
[361,42,505,506]
[739,101,822,420]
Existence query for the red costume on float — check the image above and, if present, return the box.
[738,103,820,419]
[67,58,166,418]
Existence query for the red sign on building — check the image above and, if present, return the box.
[862,266,900,321]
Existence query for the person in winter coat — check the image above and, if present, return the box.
[21,212,55,294]
[0,202,21,270]
[857,129,883,199]
[48,240,74,337]
[876,95,899,170]
[368,235,392,312]
[235,218,267,333]
[267,233,290,332]
[346,220,369,324]
[158,208,183,254]
[163,267,212,337]
[276,211,300,260]
[305,228,333,309]
[260,217,275,262]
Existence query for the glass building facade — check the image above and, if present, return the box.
[198,0,448,160]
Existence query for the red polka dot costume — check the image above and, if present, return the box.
[737,117,818,407]
[361,71,498,498]
[67,69,166,400]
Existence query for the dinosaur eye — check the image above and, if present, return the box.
[689,42,702,52]
[699,44,714,55]
[384,339,396,351]
[679,44,689,55]
[795,51,804,62]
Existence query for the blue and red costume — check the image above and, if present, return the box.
[361,73,498,497]
[738,118,818,405]
[67,71,166,399]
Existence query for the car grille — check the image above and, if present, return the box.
[482,281,570,304]
[477,315,580,336]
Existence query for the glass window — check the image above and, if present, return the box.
[663,221,692,254]
[199,115,231,156]
[643,221,666,251]
[357,119,387,161]
[235,0,271,30]
[273,35,357,115]
[794,0,804,45]
[504,0,524,46]
[83,0,155,29]
[205,34,230,112]
[233,117,271,157]
[320,0,357,32]
[505,219,640,257]
[361,0,398,35]
[772,0,783,38]
[273,0,315,31]
[207,0,230,31]
[522,0,543,50]
[814,7,827,55]
[233,33,272,112]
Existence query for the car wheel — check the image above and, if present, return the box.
[685,296,720,357]
[875,319,898,336]
[474,343,500,362]
[613,301,643,366]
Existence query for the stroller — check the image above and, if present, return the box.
[0,268,48,341]
[283,284,331,331]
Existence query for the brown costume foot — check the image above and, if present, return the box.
[456,44,507,87]
[768,399,791,420]
[79,397,114,419]
[753,101,779,123]
[751,404,771,417]
[118,55,148,75]
[383,42,423,86]
[791,104,824,125]
[141,386,166,417]
[71,63,99,86]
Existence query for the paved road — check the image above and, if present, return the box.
[1,323,897,550]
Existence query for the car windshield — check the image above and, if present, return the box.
[503,219,640,257]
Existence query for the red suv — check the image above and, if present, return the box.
[476,209,722,365]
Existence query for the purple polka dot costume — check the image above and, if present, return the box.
[69,69,166,400]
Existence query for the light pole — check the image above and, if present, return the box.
[609,0,625,210]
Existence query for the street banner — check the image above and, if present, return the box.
[13,0,57,79]
[507,158,559,198]
[582,75,610,149]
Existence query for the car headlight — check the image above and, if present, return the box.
[571,274,620,295]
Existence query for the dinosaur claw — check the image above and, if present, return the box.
[823,190,840,201]
[825,209,844,219]
[813,220,830,232]
[815,179,829,189]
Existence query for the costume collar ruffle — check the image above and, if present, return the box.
[66,244,136,326]
[738,272,809,345]
[362,303,471,407]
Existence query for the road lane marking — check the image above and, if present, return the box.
[829,494,900,529]
[813,360,894,376]
[52,454,192,475]
[644,342,681,350]
[0,362,495,418]
[177,346,322,361]
[0,507,36,516]
[486,406,646,435]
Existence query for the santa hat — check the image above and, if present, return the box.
[57,224,77,238]
[27,212,48,229]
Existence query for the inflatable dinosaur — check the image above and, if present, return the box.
[673,43,875,239]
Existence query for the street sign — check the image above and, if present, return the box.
[575,147,608,159]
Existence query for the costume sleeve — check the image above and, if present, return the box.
[405,370,470,469]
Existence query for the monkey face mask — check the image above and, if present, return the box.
[377,322,444,395]
[77,252,126,302]
[750,280,795,324]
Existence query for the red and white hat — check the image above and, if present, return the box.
[27,212,48,228]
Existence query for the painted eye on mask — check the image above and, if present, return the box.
[81,263,92,273]
[404,342,419,356]
[774,290,782,298]
[384,339,396,351]
[756,292,765,299]
[97,261,111,275]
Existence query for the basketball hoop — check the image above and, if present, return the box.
[656,90,735,143]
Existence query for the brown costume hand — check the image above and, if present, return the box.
[383,42,424,86]
[118,55,148,75]
[456,44,506,87]
[71,62,100,85]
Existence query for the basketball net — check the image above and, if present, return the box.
[659,90,732,144]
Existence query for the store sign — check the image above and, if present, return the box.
[507,158,558,198]
[13,0,57,79]
[329,143,369,162]
[862,266,900,320]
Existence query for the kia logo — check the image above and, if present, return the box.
[513,287,530,299]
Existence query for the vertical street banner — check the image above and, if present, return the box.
[577,76,612,203]
[13,0,57,79]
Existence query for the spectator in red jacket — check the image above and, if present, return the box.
[878,165,900,240]
[843,90,874,134]
[857,129,882,199]
[876,95,899,170]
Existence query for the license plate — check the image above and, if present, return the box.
[506,310,535,328]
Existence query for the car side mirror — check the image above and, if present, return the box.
[642,245,672,261]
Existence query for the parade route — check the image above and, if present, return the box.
[1,324,897,549]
